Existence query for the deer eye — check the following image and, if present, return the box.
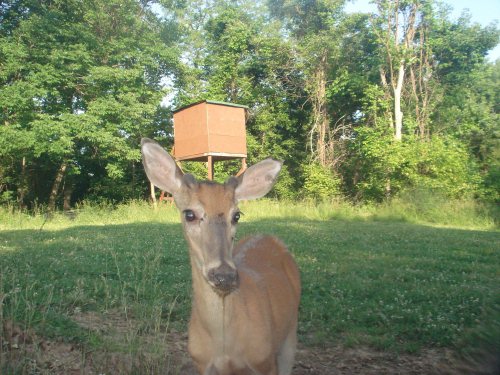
[184,210,196,222]
[232,211,241,224]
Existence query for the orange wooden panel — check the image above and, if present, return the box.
[173,102,208,159]
[207,104,246,138]
[175,136,210,158]
[207,103,246,155]
[209,134,247,154]
[173,100,247,160]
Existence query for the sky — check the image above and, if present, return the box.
[345,0,500,61]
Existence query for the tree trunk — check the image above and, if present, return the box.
[379,68,394,130]
[385,177,392,198]
[63,183,73,211]
[17,156,27,209]
[374,1,419,141]
[409,24,434,140]
[310,51,329,166]
[150,181,157,208]
[48,162,67,212]
[394,63,405,141]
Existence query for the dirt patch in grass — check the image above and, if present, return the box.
[2,313,498,374]
[1,319,92,374]
[294,345,498,375]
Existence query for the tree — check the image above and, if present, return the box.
[339,0,499,200]
[1,0,498,206]
[0,0,180,209]
[269,0,346,167]
[371,0,426,140]
[428,10,499,200]
[173,0,308,197]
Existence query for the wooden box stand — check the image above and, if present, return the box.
[173,100,248,180]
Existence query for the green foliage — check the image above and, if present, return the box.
[432,62,500,201]
[0,0,499,208]
[343,127,401,200]
[0,0,180,208]
[430,11,499,85]
[403,136,480,197]
[302,162,341,200]
[271,164,298,200]
[344,127,480,201]
[481,161,500,202]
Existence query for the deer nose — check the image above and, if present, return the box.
[208,263,239,295]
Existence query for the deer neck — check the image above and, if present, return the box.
[189,254,228,332]
[189,255,235,356]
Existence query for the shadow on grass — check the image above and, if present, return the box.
[0,217,499,356]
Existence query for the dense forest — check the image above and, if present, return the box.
[0,0,498,210]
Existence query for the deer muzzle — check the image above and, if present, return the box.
[207,262,239,296]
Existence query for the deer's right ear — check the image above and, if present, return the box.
[141,138,184,194]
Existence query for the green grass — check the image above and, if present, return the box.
[0,199,499,372]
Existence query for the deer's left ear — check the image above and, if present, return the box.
[234,158,282,201]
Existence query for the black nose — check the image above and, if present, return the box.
[208,263,239,295]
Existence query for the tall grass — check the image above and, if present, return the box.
[1,193,497,231]
[0,200,180,231]
[376,190,498,229]
[240,194,498,230]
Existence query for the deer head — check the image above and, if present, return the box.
[141,138,282,296]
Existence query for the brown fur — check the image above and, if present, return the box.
[183,183,300,375]
[188,235,300,375]
[140,139,301,375]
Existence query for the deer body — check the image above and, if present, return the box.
[190,235,300,375]
[141,139,300,375]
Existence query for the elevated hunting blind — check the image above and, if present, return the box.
[173,100,248,180]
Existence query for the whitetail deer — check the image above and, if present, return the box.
[141,138,301,375]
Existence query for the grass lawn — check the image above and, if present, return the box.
[0,199,499,373]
